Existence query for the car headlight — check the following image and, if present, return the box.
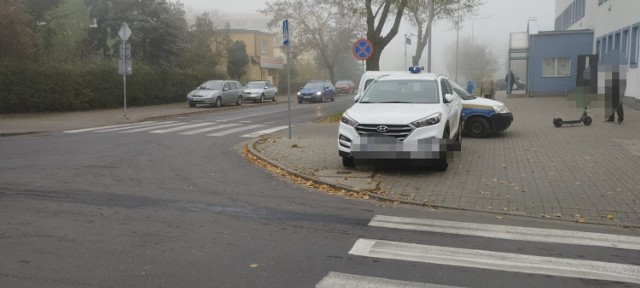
[316,91,322,96]
[411,112,441,128]
[187,91,192,98]
[340,113,358,127]
[493,105,510,113]
[297,92,301,96]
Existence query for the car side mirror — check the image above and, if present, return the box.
[444,93,454,103]
[353,94,360,102]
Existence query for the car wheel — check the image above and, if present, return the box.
[433,127,450,171]
[188,102,196,108]
[272,93,277,102]
[236,96,243,106]
[298,100,303,104]
[260,94,265,103]
[213,97,222,108]
[456,122,463,144]
[342,156,354,167]
[466,117,490,138]
[331,95,335,102]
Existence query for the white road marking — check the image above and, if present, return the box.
[149,122,216,133]
[207,124,265,136]
[179,123,241,135]
[238,120,252,123]
[241,125,289,137]
[315,272,462,288]
[119,122,185,133]
[64,121,157,133]
[349,239,640,284]
[369,215,640,251]
[95,121,177,132]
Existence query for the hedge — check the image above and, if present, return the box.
[0,61,220,113]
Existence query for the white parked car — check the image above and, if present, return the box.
[338,67,463,170]
[244,81,278,103]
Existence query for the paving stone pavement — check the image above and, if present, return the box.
[252,91,640,227]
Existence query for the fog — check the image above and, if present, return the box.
[183,0,555,80]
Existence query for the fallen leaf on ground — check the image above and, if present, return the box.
[607,214,614,220]
[577,217,585,223]
[554,213,563,218]
[496,216,503,219]
[249,264,259,268]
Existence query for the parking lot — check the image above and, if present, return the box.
[252,91,640,227]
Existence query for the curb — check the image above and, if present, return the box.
[246,136,639,229]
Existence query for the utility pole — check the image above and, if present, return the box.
[428,0,434,72]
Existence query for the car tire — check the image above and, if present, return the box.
[298,100,302,104]
[466,117,490,138]
[342,156,354,167]
[236,96,243,106]
[331,95,335,102]
[272,93,277,102]
[188,102,196,108]
[213,97,221,108]
[259,94,265,103]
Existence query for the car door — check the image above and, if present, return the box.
[440,79,462,138]
[221,82,232,104]
[325,81,335,97]
[265,82,274,99]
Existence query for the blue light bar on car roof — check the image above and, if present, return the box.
[409,66,424,74]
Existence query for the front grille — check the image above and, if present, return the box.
[355,124,413,141]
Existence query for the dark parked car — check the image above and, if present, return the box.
[334,80,355,94]
[297,80,336,103]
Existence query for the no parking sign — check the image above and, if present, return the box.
[352,38,373,61]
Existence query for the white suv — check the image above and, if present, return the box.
[338,67,462,170]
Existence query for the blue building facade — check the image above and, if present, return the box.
[527,30,594,96]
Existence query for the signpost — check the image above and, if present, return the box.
[118,23,132,117]
[352,38,373,72]
[283,19,291,139]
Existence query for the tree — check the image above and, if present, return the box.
[182,12,230,71]
[334,0,409,71]
[407,0,480,66]
[84,0,188,66]
[260,0,363,83]
[445,37,498,85]
[226,40,249,81]
[0,0,38,60]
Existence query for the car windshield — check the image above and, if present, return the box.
[303,82,324,89]
[359,80,439,104]
[449,81,476,100]
[246,82,265,89]
[198,81,223,90]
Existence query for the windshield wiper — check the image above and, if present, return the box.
[379,101,413,103]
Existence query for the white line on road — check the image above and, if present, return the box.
[96,121,178,132]
[178,123,240,135]
[315,272,462,288]
[369,215,640,250]
[119,122,185,133]
[241,125,289,137]
[349,239,640,284]
[149,122,217,133]
[207,124,265,136]
[64,121,157,133]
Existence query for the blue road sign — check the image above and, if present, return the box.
[352,38,373,61]
[283,19,289,46]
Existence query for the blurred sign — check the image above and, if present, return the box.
[118,23,131,41]
[118,42,132,75]
[282,19,289,46]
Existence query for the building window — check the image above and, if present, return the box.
[608,34,614,51]
[631,26,639,65]
[596,39,601,62]
[622,29,629,57]
[542,58,571,77]
[614,32,621,50]
[261,41,268,54]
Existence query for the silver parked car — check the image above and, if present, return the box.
[187,80,244,108]
[243,81,278,103]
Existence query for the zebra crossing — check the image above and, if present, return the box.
[316,215,640,287]
[63,120,289,138]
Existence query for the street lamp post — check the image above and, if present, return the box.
[471,15,492,46]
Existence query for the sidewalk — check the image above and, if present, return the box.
[250,92,640,228]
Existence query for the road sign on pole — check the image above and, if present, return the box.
[118,23,131,41]
[282,19,289,46]
[352,38,373,61]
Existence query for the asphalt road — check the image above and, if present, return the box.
[1,97,639,287]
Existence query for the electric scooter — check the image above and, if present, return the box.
[553,106,592,127]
